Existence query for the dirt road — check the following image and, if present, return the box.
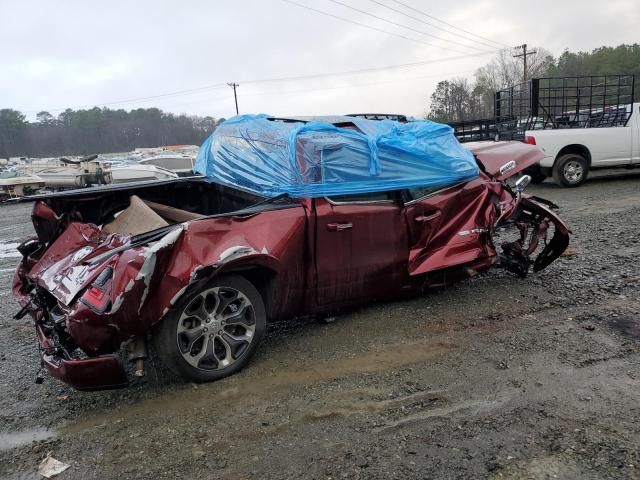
[1,173,639,479]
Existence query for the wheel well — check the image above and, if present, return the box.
[222,266,277,320]
[556,144,591,166]
[163,264,278,323]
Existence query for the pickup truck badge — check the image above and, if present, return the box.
[499,160,517,175]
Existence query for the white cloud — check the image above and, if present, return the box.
[0,0,638,120]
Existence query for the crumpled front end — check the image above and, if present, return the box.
[497,195,571,277]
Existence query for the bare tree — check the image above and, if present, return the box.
[475,47,554,90]
[428,77,491,123]
[472,47,555,116]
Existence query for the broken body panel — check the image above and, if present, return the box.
[12,141,570,390]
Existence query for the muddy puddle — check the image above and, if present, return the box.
[65,339,457,433]
[0,242,21,258]
[0,428,56,452]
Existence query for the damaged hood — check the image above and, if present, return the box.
[465,141,545,181]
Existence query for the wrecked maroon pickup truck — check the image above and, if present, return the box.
[12,116,570,390]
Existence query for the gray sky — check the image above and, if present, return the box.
[1,0,638,120]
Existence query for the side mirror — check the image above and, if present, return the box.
[515,174,531,193]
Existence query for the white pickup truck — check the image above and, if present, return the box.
[525,102,640,187]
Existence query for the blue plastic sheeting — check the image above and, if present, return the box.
[194,114,479,198]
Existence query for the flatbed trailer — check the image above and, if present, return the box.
[495,74,635,134]
[493,75,638,186]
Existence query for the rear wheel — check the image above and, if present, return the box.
[153,274,266,383]
[552,153,588,187]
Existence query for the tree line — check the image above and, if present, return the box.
[428,44,640,123]
[0,107,224,159]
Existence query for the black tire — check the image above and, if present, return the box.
[530,171,547,184]
[552,153,589,187]
[523,165,547,184]
[153,274,266,383]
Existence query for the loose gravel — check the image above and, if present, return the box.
[1,172,639,480]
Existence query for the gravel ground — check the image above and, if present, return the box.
[1,172,639,480]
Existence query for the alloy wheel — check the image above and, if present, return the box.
[176,287,256,370]
[563,159,584,184]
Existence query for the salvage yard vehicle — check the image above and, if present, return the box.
[12,115,570,390]
[494,75,640,186]
[525,101,640,186]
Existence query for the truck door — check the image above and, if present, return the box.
[314,192,408,308]
[403,179,496,276]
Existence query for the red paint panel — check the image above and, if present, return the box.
[42,353,128,391]
[28,222,129,305]
[12,169,571,390]
[146,206,308,324]
[467,141,545,180]
[405,179,497,276]
[314,198,408,307]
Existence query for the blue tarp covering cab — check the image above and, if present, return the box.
[194,114,479,198]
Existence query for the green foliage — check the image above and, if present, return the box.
[0,107,222,159]
[428,79,487,123]
[0,109,28,158]
[548,44,640,100]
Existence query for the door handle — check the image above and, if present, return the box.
[327,222,353,232]
[414,211,441,223]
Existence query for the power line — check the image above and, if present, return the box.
[23,1,503,115]
[95,83,228,106]
[120,65,481,111]
[244,69,478,99]
[386,0,510,48]
[26,51,493,114]
[27,83,229,114]
[367,0,503,51]
[154,68,478,114]
[280,0,497,55]
[324,0,489,53]
[239,51,490,85]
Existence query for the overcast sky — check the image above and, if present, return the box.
[1,0,638,121]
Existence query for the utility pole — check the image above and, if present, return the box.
[513,44,537,84]
[227,82,239,115]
